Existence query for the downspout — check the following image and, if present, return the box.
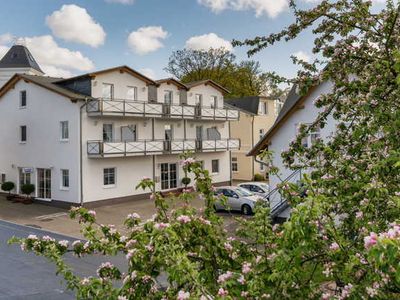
[228,119,232,185]
[251,116,255,179]
[79,99,88,206]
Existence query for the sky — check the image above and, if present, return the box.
[0,0,385,80]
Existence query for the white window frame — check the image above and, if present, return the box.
[20,125,27,143]
[211,159,219,174]
[297,123,321,148]
[258,102,267,115]
[60,121,69,141]
[20,90,27,108]
[103,124,114,142]
[103,167,116,188]
[195,94,202,106]
[60,169,70,190]
[210,96,218,108]
[232,157,238,172]
[102,83,114,99]
[127,86,138,101]
[0,173,5,183]
[164,90,173,104]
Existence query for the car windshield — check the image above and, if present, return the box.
[259,184,269,191]
[234,187,253,197]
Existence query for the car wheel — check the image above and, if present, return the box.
[241,204,252,215]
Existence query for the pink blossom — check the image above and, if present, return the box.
[118,296,128,300]
[150,193,155,200]
[80,277,90,285]
[125,239,137,248]
[241,291,249,297]
[72,240,82,247]
[154,222,170,230]
[142,176,151,181]
[217,271,233,283]
[198,217,211,225]
[237,275,246,284]
[364,232,378,249]
[242,262,252,274]
[329,242,340,251]
[177,215,191,224]
[127,213,141,220]
[224,242,233,252]
[59,240,69,248]
[126,249,136,260]
[27,234,38,240]
[217,288,229,297]
[87,210,96,217]
[355,211,363,219]
[177,290,190,300]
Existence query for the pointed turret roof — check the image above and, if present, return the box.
[0,44,43,73]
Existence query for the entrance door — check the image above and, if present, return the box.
[164,125,173,151]
[37,168,51,199]
[196,125,203,150]
[18,168,32,193]
[160,163,177,190]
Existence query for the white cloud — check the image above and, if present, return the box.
[198,0,288,18]
[185,33,233,51]
[0,45,8,59]
[0,33,13,45]
[292,50,311,62]
[46,4,106,47]
[105,0,135,4]
[139,68,156,79]
[127,26,168,55]
[40,65,74,78]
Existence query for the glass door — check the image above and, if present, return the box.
[196,125,203,150]
[37,168,51,199]
[164,125,173,152]
[160,163,177,190]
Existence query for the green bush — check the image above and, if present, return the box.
[253,173,264,181]
[181,177,191,186]
[21,184,35,197]
[1,181,15,194]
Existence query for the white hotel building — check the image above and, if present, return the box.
[0,45,240,207]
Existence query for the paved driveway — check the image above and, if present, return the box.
[0,220,128,299]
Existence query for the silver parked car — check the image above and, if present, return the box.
[213,186,264,215]
[238,182,270,197]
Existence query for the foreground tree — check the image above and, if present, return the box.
[165,48,271,98]
[9,0,400,299]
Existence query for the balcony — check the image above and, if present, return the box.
[86,98,239,121]
[87,139,240,157]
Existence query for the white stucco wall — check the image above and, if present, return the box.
[0,68,43,88]
[0,80,81,203]
[186,84,224,107]
[156,82,181,105]
[268,82,337,217]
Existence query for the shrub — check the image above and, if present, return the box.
[1,181,15,194]
[21,184,35,197]
[181,177,191,187]
[253,173,264,181]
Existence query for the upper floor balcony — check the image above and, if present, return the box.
[87,138,240,158]
[86,98,239,121]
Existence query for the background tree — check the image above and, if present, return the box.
[165,48,275,98]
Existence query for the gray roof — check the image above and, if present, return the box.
[224,96,260,115]
[184,79,230,93]
[0,45,43,73]
[9,74,88,100]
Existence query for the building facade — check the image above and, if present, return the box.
[248,83,336,218]
[0,45,240,206]
[225,96,281,181]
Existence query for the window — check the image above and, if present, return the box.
[61,169,69,189]
[103,168,116,186]
[20,126,27,142]
[0,174,5,183]
[297,123,321,148]
[258,102,267,115]
[211,96,218,108]
[121,125,137,142]
[259,129,265,141]
[103,124,113,142]
[211,159,219,173]
[232,157,238,172]
[195,94,202,106]
[20,91,27,108]
[249,185,264,193]
[164,90,173,104]
[19,168,31,189]
[260,163,265,171]
[102,83,114,99]
[127,86,138,100]
[60,121,69,140]
[275,99,284,115]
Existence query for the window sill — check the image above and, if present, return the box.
[19,106,27,109]
[103,184,116,189]
[211,172,219,176]
[19,141,27,144]
[60,139,69,143]
[60,187,70,191]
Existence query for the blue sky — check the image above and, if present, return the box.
[0,0,383,80]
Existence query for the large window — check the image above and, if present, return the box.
[20,125,27,142]
[127,86,138,100]
[258,102,268,115]
[20,90,27,108]
[19,168,31,188]
[60,121,69,141]
[212,159,219,173]
[210,96,218,108]
[61,169,69,189]
[0,174,5,183]
[297,123,321,148]
[164,90,173,104]
[195,94,202,106]
[103,168,116,186]
[232,157,238,172]
[102,83,114,99]
[103,124,113,142]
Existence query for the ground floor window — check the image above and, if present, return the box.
[37,168,51,199]
[212,159,219,173]
[19,168,31,190]
[103,168,116,186]
[260,163,265,171]
[232,157,238,172]
[0,174,5,183]
[161,163,177,190]
[61,169,69,189]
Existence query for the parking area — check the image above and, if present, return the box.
[0,194,246,238]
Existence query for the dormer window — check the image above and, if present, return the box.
[258,102,267,115]
[20,91,27,108]
[102,83,114,99]
[164,90,173,104]
[211,96,218,108]
[195,94,202,106]
[127,86,138,100]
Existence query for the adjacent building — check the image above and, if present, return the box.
[0,44,240,206]
[248,83,336,219]
[225,96,282,181]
